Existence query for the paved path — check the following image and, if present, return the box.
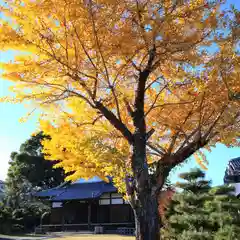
[0,234,48,240]
[0,232,94,240]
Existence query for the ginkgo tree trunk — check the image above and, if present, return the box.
[0,0,240,240]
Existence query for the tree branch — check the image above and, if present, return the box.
[167,130,180,154]
[110,85,122,122]
[95,101,133,144]
[134,46,156,132]
[146,128,155,140]
[124,99,134,119]
[89,0,109,82]
[171,137,208,166]
[145,84,168,117]
[145,75,165,91]
[203,106,227,140]
[147,142,166,156]
[73,25,98,71]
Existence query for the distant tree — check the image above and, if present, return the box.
[161,169,240,240]
[10,132,65,189]
[0,203,12,234]
[2,132,65,232]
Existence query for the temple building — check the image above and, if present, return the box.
[35,177,134,232]
[224,157,240,196]
[0,180,5,202]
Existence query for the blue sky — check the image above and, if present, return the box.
[0,51,40,180]
[0,0,240,185]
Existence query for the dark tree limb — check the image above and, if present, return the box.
[95,101,133,144]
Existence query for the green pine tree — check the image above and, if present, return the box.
[208,185,240,240]
[161,168,240,240]
[0,132,65,233]
[161,168,213,240]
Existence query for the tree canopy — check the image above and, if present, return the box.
[0,0,239,189]
[1,132,64,233]
[7,132,65,190]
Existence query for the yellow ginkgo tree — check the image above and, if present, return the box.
[0,0,240,239]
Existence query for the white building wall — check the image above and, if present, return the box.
[232,183,240,196]
[0,181,5,202]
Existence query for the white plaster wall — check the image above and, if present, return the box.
[0,183,5,201]
[232,183,240,196]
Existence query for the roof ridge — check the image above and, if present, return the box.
[224,157,240,184]
[70,180,108,186]
[229,157,240,162]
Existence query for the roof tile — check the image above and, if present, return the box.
[224,157,240,184]
[35,180,116,201]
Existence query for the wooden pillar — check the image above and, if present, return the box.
[88,201,91,230]
[62,203,65,232]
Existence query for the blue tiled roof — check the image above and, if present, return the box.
[35,188,65,198]
[224,157,240,184]
[34,179,117,201]
[34,181,70,198]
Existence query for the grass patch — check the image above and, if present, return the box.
[51,235,134,240]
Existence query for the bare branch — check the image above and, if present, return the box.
[66,73,95,101]
[63,113,104,127]
[95,101,133,144]
[171,137,208,166]
[89,0,109,82]
[203,106,227,140]
[198,91,206,135]
[63,7,69,63]
[167,131,180,154]
[124,99,134,119]
[147,151,162,157]
[145,75,165,91]
[112,50,141,87]
[73,25,98,71]
[131,60,141,71]
[93,75,98,100]
[21,76,96,108]
[27,36,99,102]
[211,112,240,140]
[134,46,156,133]
[110,85,122,122]
[145,84,167,117]
[87,3,123,121]
[146,128,155,140]
[134,0,149,51]
[147,142,166,156]
[177,128,200,152]
[146,100,195,114]
[152,31,213,71]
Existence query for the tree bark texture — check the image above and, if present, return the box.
[134,193,160,240]
[131,133,161,240]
